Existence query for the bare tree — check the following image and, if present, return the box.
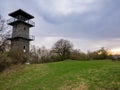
[71,49,87,60]
[52,39,73,60]
[0,15,10,54]
[30,45,52,63]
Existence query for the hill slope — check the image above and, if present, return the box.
[0,60,120,90]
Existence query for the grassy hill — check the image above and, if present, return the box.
[0,60,120,90]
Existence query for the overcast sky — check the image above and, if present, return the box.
[0,0,120,52]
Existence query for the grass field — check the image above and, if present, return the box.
[0,60,120,90]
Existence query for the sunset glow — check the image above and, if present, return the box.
[108,48,120,55]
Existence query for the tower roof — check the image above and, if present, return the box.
[9,9,34,19]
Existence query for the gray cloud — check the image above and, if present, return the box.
[38,0,120,38]
[1,0,120,52]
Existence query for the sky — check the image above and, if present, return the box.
[0,0,120,52]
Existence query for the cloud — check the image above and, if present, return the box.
[1,0,120,52]
[34,0,105,16]
[35,0,120,39]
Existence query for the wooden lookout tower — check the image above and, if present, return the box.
[7,9,35,53]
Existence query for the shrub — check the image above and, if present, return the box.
[0,51,29,72]
[7,51,29,64]
[0,54,12,72]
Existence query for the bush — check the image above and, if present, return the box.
[0,51,29,72]
[0,54,12,72]
[7,51,29,64]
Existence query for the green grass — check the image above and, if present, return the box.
[0,60,120,90]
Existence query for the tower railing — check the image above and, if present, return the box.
[7,18,35,26]
[9,34,35,41]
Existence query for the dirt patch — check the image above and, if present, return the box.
[59,82,88,90]
[0,64,25,76]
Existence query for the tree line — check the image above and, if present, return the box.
[29,39,112,64]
